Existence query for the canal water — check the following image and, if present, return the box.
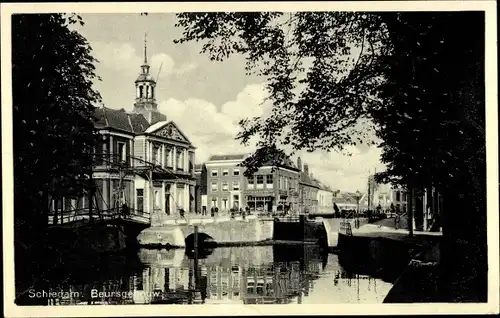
[23,244,393,305]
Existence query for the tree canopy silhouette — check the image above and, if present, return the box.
[12,13,101,302]
[174,11,487,302]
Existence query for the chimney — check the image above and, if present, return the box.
[297,157,302,171]
[304,164,309,175]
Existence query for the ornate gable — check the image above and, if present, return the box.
[153,122,190,144]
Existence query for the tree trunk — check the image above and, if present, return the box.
[439,188,487,302]
[425,184,433,231]
[407,186,414,237]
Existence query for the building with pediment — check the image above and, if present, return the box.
[49,36,197,224]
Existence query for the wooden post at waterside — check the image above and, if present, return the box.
[300,214,306,242]
[193,225,200,299]
[193,225,199,252]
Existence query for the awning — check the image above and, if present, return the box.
[244,190,276,197]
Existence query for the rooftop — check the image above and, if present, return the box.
[208,153,249,161]
[144,120,168,134]
[299,171,320,188]
[312,178,334,192]
[94,107,150,134]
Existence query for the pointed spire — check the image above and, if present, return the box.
[144,32,148,64]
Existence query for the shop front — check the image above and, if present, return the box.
[244,190,276,214]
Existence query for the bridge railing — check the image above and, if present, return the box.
[47,208,151,225]
[151,212,260,226]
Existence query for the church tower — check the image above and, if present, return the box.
[133,33,166,125]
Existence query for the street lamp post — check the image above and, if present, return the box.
[355,190,361,228]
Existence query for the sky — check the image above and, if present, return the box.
[73,13,386,192]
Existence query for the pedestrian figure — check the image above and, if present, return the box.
[210,207,215,217]
[395,212,401,229]
[121,203,129,218]
[179,208,185,219]
[215,207,219,216]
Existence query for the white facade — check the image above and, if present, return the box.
[316,187,334,214]
[134,121,196,218]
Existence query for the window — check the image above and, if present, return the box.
[176,150,184,170]
[284,177,288,190]
[232,181,240,191]
[111,180,126,208]
[279,176,283,189]
[117,142,126,162]
[136,189,144,213]
[266,175,273,184]
[396,191,401,201]
[233,169,240,176]
[222,169,229,176]
[256,175,264,189]
[222,182,229,191]
[266,175,273,189]
[152,145,160,165]
[211,181,218,192]
[211,169,218,177]
[222,198,228,210]
[233,194,239,209]
[247,176,255,189]
[211,198,217,208]
[188,152,194,173]
[165,147,173,167]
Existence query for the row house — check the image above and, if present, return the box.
[205,154,247,212]
[243,158,300,214]
[296,158,320,214]
[312,178,335,214]
[204,154,300,214]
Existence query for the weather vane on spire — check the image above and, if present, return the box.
[144,32,148,64]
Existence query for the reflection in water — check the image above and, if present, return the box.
[42,245,393,305]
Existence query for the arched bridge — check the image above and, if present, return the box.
[137,215,274,248]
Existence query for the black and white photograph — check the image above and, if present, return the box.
[2,1,498,316]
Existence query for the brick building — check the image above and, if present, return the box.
[243,158,300,214]
[204,153,300,214]
[296,158,320,214]
[205,154,247,212]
